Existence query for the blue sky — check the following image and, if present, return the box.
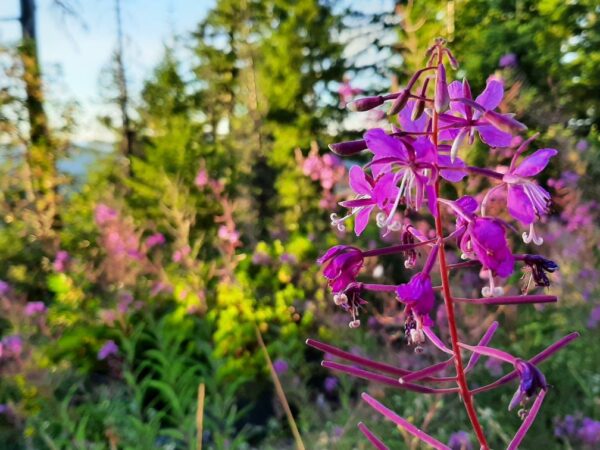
[0,0,214,142]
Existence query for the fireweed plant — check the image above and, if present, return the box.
[307,39,580,449]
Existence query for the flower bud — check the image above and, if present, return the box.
[434,64,450,113]
[388,89,410,115]
[348,96,384,112]
[328,139,368,156]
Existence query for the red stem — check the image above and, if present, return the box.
[431,62,490,449]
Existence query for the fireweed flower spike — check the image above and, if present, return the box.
[308,40,577,449]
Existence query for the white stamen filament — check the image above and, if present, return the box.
[482,269,504,297]
[522,222,544,245]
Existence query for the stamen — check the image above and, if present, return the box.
[333,293,348,306]
[522,223,543,246]
[481,270,504,297]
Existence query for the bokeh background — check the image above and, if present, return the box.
[0,0,599,448]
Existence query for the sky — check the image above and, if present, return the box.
[0,0,215,143]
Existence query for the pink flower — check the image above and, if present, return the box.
[98,340,119,360]
[145,233,166,249]
[53,250,70,272]
[195,169,209,187]
[94,204,118,225]
[24,301,47,316]
[172,246,191,263]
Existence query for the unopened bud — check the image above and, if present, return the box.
[348,96,384,112]
[388,90,410,115]
[328,139,368,156]
[434,64,450,113]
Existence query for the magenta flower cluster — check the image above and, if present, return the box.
[308,39,579,449]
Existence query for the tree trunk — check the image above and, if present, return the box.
[114,0,135,160]
[19,0,59,240]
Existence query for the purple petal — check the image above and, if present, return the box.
[358,422,389,450]
[475,80,504,111]
[362,394,452,449]
[364,128,408,161]
[507,390,547,450]
[439,155,467,182]
[507,185,536,225]
[317,245,345,264]
[512,148,558,177]
[413,137,436,163]
[477,124,513,147]
[349,165,372,195]
[448,80,466,116]
[426,184,438,216]
[455,195,478,214]
[355,206,374,236]
[495,246,515,278]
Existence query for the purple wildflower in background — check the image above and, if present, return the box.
[52,250,70,272]
[24,301,47,316]
[555,415,600,447]
[272,358,288,375]
[576,139,589,152]
[195,168,209,187]
[484,357,504,377]
[217,225,240,245]
[587,306,600,329]
[499,53,518,68]
[1,335,23,357]
[0,280,11,296]
[324,376,338,393]
[94,204,118,225]
[172,246,191,263]
[578,418,600,446]
[98,340,119,360]
[145,233,165,249]
[338,76,363,107]
[251,250,270,265]
[555,415,578,438]
[280,253,297,265]
[448,431,473,450]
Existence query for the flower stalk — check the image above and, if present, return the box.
[310,38,577,449]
